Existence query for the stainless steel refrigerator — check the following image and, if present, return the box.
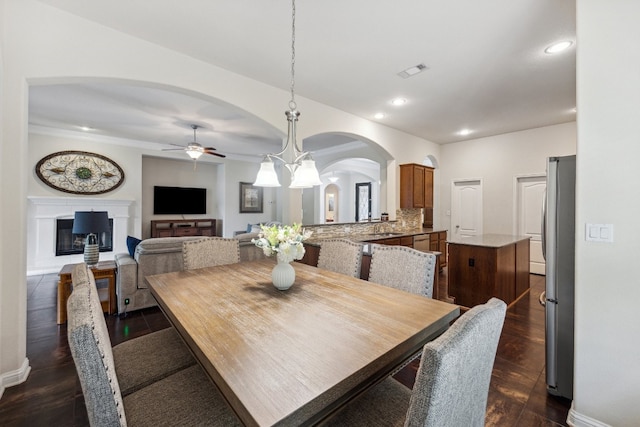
[541,155,575,400]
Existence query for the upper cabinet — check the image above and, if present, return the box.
[400,163,425,208]
[400,163,434,209]
[400,163,434,227]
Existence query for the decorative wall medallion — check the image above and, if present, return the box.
[35,151,125,195]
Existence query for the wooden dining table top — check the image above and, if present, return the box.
[147,258,460,427]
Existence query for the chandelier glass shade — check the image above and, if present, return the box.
[253,0,321,189]
[185,146,203,159]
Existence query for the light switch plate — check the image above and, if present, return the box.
[585,223,614,242]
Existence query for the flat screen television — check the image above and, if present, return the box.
[153,186,207,215]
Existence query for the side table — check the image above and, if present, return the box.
[57,261,117,324]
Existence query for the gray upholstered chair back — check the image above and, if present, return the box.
[406,297,507,426]
[368,245,436,298]
[183,237,240,270]
[317,238,364,278]
[67,264,127,427]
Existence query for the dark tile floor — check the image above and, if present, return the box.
[0,270,570,426]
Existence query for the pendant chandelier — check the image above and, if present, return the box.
[253,0,322,188]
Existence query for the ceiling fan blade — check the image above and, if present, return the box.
[204,151,226,158]
[203,146,217,151]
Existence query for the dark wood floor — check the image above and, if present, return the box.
[0,269,570,426]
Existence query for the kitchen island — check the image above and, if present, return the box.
[447,234,530,307]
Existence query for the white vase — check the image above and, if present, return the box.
[272,259,295,290]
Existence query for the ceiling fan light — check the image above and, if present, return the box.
[186,148,203,159]
[289,158,322,188]
[254,157,281,187]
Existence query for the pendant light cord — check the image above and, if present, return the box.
[289,0,296,111]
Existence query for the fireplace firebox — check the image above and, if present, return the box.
[56,218,113,256]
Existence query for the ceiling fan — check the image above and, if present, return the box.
[163,124,226,160]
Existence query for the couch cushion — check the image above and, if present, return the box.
[135,236,201,257]
[234,232,260,245]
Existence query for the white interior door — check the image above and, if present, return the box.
[451,180,482,239]
[516,175,546,275]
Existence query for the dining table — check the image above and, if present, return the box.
[147,258,460,427]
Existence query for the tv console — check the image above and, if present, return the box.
[150,218,217,238]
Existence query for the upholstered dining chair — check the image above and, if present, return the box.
[183,237,240,270]
[71,264,197,396]
[322,297,507,427]
[67,264,241,426]
[317,238,364,278]
[368,244,437,298]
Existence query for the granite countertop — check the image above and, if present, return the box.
[305,228,447,246]
[447,233,530,248]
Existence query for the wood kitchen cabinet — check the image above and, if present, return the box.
[365,236,413,247]
[400,163,425,208]
[400,163,434,227]
[448,234,530,307]
[435,231,447,268]
[413,230,447,270]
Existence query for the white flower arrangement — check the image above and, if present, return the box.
[252,223,313,263]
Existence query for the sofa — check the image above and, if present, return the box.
[115,235,266,314]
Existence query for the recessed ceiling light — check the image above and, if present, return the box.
[374,113,386,120]
[458,129,472,136]
[79,126,94,132]
[397,63,428,79]
[391,98,407,106]
[545,41,573,54]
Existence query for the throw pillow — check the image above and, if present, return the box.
[126,236,142,257]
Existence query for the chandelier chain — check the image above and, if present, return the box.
[289,0,296,110]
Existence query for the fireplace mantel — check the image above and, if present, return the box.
[27,197,134,275]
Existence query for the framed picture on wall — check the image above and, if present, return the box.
[239,182,263,213]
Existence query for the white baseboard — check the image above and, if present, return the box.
[567,401,611,427]
[0,358,31,400]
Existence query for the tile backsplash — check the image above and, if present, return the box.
[303,208,423,239]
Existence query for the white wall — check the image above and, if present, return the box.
[571,1,640,425]
[28,132,143,233]
[141,156,220,238]
[222,159,278,236]
[439,122,576,235]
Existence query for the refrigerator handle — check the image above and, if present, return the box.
[541,189,547,261]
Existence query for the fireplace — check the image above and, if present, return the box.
[55,218,114,256]
[28,197,133,275]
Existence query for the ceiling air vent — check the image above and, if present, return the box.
[397,63,428,79]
